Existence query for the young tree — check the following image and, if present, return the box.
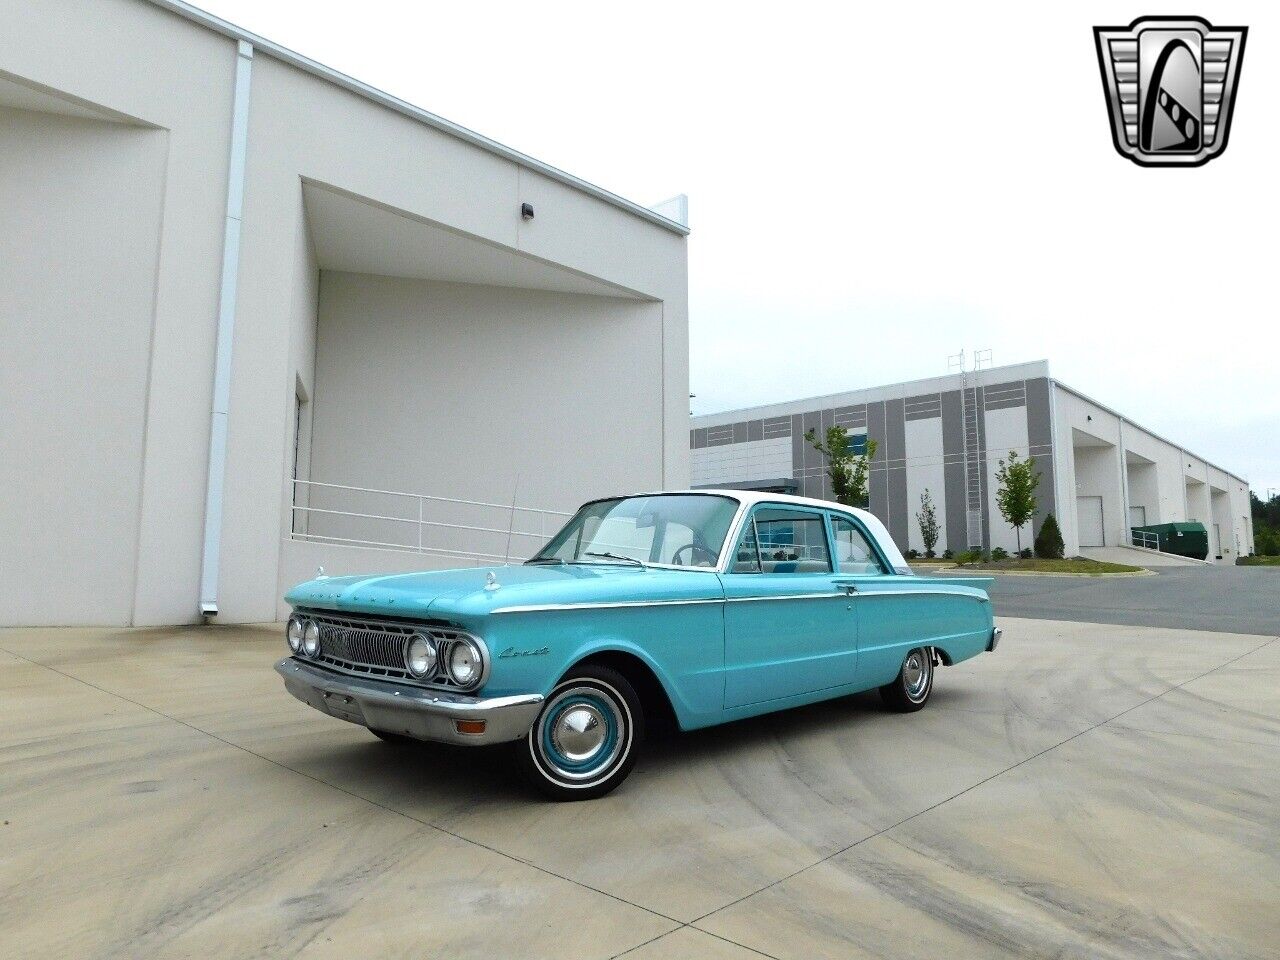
[994,450,1040,554]
[804,427,878,509]
[916,488,940,558]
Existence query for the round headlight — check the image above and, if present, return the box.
[447,638,483,688]
[405,633,437,678]
[286,617,305,653]
[302,620,321,658]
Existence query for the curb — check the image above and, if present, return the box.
[928,567,1156,578]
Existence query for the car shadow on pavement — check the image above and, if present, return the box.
[282,683,978,805]
[643,685,974,762]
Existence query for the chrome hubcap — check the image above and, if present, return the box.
[903,649,931,699]
[552,705,607,762]
[532,682,630,784]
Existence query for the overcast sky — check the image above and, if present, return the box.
[199,0,1279,494]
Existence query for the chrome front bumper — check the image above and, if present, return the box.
[988,627,1003,652]
[276,658,543,746]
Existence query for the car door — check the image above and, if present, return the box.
[721,504,858,708]
[828,511,918,687]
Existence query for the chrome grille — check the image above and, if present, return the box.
[300,610,479,689]
[321,621,409,671]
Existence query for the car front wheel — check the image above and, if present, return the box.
[517,665,643,801]
[880,646,934,712]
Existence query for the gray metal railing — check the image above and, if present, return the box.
[289,479,572,565]
[1131,528,1160,551]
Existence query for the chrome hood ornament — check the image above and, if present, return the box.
[485,571,501,591]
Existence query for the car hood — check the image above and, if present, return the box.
[285,563,724,619]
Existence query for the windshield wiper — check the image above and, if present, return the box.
[524,557,565,565]
[582,551,646,568]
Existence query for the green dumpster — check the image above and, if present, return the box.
[1132,522,1209,560]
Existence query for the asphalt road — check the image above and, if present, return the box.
[988,564,1280,636]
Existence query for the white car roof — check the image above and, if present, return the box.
[616,489,911,573]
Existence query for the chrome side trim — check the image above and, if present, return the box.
[725,593,847,603]
[850,589,992,601]
[491,598,726,614]
[493,592,862,613]
[490,587,990,614]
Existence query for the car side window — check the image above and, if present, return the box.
[830,515,886,575]
[730,519,763,572]
[744,507,832,574]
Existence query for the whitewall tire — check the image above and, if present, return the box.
[879,647,934,712]
[517,665,644,801]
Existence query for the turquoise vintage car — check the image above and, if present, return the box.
[277,491,1000,799]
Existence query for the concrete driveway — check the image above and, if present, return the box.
[2,619,1277,959]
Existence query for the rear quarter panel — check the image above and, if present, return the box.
[907,578,993,666]
[855,578,993,687]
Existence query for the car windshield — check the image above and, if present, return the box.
[530,494,739,569]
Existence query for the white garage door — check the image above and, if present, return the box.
[1077,496,1104,547]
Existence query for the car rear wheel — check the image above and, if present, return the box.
[880,647,934,712]
[517,665,643,801]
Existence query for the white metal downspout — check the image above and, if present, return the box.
[1044,373,1075,555]
[1179,446,1190,520]
[1118,417,1133,549]
[199,40,254,617]
[1047,374,1065,550]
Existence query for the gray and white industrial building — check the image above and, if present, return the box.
[691,361,1254,564]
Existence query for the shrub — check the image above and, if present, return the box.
[925,549,936,559]
[954,549,982,566]
[942,549,953,560]
[1256,527,1280,557]
[991,547,1009,561]
[1035,513,1065,559]
[906,548,920,559]
[1019,547,1033,560]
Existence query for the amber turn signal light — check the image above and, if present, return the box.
[455,719,487,735]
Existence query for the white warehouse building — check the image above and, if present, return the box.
[691,361,1254,563]
[1,0,690,627]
